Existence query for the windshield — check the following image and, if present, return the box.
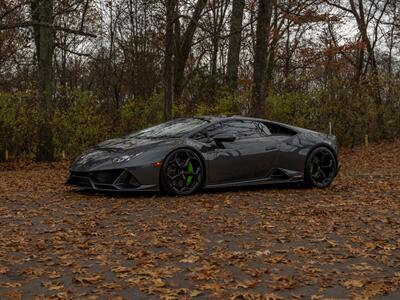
[131,118,210,138]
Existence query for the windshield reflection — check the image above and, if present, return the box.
[131,118,210,138]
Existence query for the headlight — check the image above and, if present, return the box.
[75,150,101,164]
[112,152,143,164]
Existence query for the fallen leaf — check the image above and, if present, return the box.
[42,281,64,291]
[190,290,203,297]
[180,255,200,263]
[341,279,365,288]
[74,274,104,284]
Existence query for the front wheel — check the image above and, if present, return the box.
[304,147,337,188]
[160,149,204,195]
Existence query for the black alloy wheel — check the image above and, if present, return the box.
[161,149,204,195]
[305,147,337,188]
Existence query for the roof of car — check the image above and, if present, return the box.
[194,115,268,123]
[186,115,306,137]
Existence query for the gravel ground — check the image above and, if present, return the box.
[0,141,399,299]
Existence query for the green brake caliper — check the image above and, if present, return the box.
[186,161,194,186]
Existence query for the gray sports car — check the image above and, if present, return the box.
[67,116,340,195]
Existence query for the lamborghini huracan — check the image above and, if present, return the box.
[67,116,340,195]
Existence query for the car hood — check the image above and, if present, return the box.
[95,136,173,152]
[71,136,180,170]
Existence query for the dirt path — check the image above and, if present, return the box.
[0,141,399,299]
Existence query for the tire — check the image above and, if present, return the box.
[304,146,337,189]
[160,148,204,196]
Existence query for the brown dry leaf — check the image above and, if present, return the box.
[255,249,271,257]
[235,279,259,289]
[153,278,166,288]
[0,282,22,288]
[341,279,365,288]
[111,266,131,274]
[361,281,391,298]
[102,282,122,290]
[230,291,263,300]
[393,273,400,285]
[350,263,376,272]
[47,271,62,279]
[264,294,284,300]
[180,255,200,263]
[265,255,288,264]
[20,268,45,276]
[74,274,104,285]
[34,240,47,251]
[42,281,64,291]
[190,290,203,297]
[269,275,297,290]
[200,283,225,292]
[0,266,9,274]
[326,240,338,248]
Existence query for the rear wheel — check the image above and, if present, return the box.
[161,149,204,195]
[304,147,337,188]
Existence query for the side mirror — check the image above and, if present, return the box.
[213,134,236,144]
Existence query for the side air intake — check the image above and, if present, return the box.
[270,169,290,180]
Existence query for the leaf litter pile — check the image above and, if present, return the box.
[0,140,400,299]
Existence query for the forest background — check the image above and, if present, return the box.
[0,0,399,161]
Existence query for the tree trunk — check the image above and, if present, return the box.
[173,0,206,102]
[283,18,291,81]
[226,0,245,90]
[208,33,219,101]
[163,0,175,121]
[250,0,273,118]
[32,0,55,161]
[349,0,385,137]
[264,3,278,104]
[208,0,229,101]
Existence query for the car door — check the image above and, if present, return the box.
[206,120,279,185]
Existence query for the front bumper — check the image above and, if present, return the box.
[66,168,159,192]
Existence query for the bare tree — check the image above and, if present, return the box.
[31,0,55,161]
[0,0,96,161]
[202,0,229,100]
[226,0,246,90]
[173,0,207,103]
[325,0,391,137]
[383,0,399,75]
[250,0,273,117]
[164,0,176,121]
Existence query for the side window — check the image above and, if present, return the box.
[196,120,272,142]
[214,120,265,140]
[206,123,227,139]
[256,122,272,136]
[266,122,297,136]
[192,123,226,143]
[229,121,260,139]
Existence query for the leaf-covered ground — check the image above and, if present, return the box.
[1,141,400,300]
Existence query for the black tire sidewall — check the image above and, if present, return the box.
[305,147,337,189]
[160,149,204,196]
